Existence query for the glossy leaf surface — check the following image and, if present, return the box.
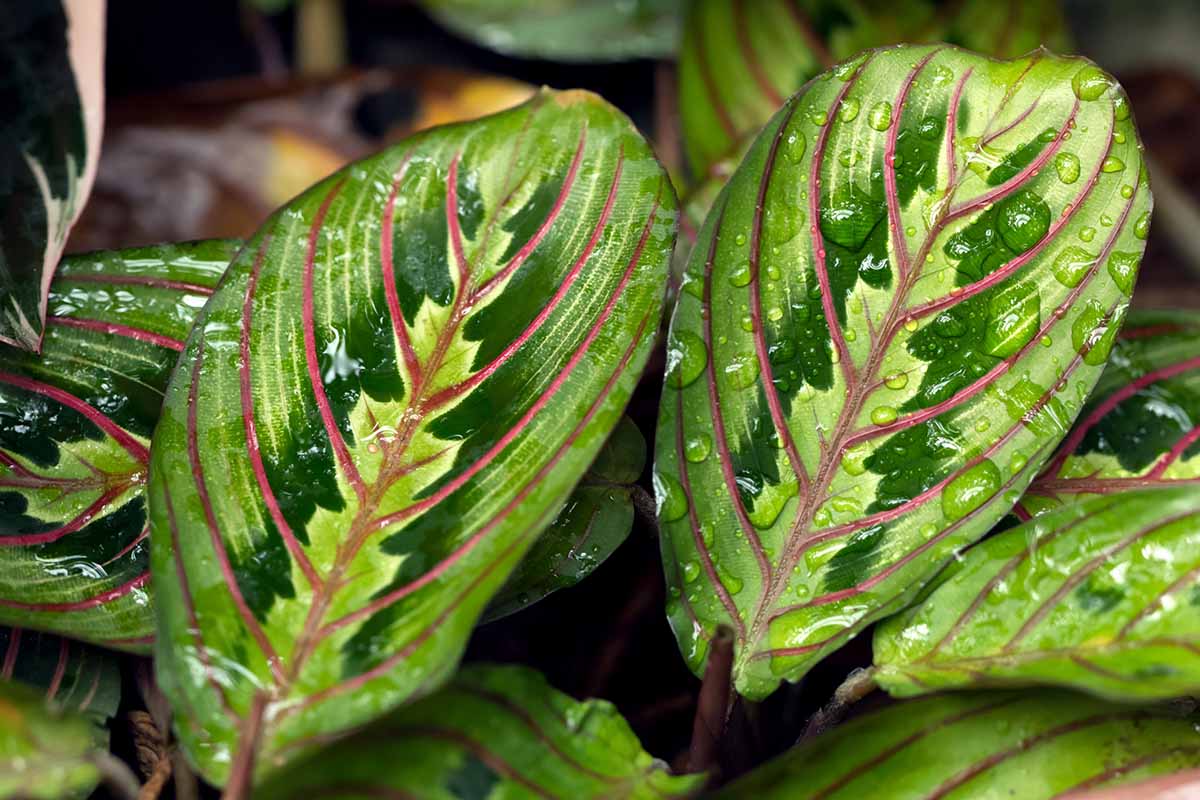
[657,45,1150,699]
[1020,311,1200,517]
[874,488,1200,700]
[0,627,120,723]
[256,664,702,799]
[0,240,235,650]
[679,0,1070,182]
[420,0,680,62]
[0,682,104,800]
[712,690,1200,799]
[485,415,647,621]
[0,0,105,351]
[149,89,675,785]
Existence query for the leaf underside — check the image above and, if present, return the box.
[712,690,1200,799]
[0,240,235,651]
[149,89,675,785]
[1020,310,1200,517]
[657,44,1150,700]
[0,681,105,800]
[874,487,1200,700]
[255,664,704,799]
[0,626,121,724]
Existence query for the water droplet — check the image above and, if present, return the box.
[786,130,807,163]
[682,561,700,583]
[831,496,862,515]
[767,306,784,322]
[1100,214,1114,227]
[735,233,747,246]
[975,418,990,432]
[1134,212,1151,240]
[996,189,1051,252]
[868,101,893,131]
[918,115,942,141]
[720,566,744,596]
[684,433,712,463]
[740,315,754,332]
[1072,298,1121,365]
[942,460,1002,521]
[1051,245,1096,288]
[1009,452,1028,475]
[837,149,860,167]
[844,328,857,342]
[933,310,966,338]
[1101,156,1125,173]
[1114,93,1131,121]
[1113,130,1126,145]
[839,96,861,122]
[1079,227,1096,243]
[884,372,908,390]
[810,109,828,126]
[654,471,689,522]
[725,352,760,389]
[1120,184,1134,199]
[666,330,707,388]
[871,406,898,425]
[842,445,868,476]
[1072,65,1112,101]
[904,318,919,332]
[1107,251,1139,296]
[1054,152,1080,184]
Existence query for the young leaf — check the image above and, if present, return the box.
[0,682,106,800]
[711,690,1200,799]
[0,0,105,351]
[420,0,680,62]
[0,240,235,650]
[1020,311,1200,517]
[148,89,675,786]
[0,627,120,724]
[657,45,1150,700]
[485,415,648,621]
[255,664,703,799]
[679,0,1070,182]
[874,487,1200,700]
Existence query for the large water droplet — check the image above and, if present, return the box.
[682,560,700,583]
[666,330,708,388]
[1101,156,1125,174]
[996,189,1051,253]
[1134,212,1151,240]
[654,471,689,522]
[786,130,807,163]
[871,406,898,425]
[1054,152,1080,184]
[684,433,712,463]
[1072,65,1111,101]
[725,351,760,389]
[942,460,1002,521]
[884,372,908,390]
[839,96,861,122]
[1107,251,1139,295]
[868,101,893,131]
[1114,93,1131,121]
[1051,246,1096,288]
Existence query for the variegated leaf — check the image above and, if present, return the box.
[149,89,675,787]
[0,626,120,724]
[0,0,105,351]
[711,690,1200,799]
[874,487,1200,700]
[420,0,680,62]
[657,45,1150,700]
[0,682,107,800]
[680,0,1071,182]
[0,240,235,650]
[485,415,647,622]
[1020,311,1199,517]
[255,664,703,799]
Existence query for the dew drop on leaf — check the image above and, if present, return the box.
[1134,212,1151,240]
[729,262,752,287]
[839,97,861,122]
[725,351,760,389]
[1054,152,1080,184]
[871,406,899,425]
[942,460,1002,521]
[868,101,893,131]
[654,471,689,522]
[1051,246,1096,288]
[735,232,747,246]
[1072,65,1112,101]
[1107,251,1139,295]
[884,372,908,390]
[785,130,807,163]
[684,433,712,463]
[666,330,707,388]
[682,560,700,583]
[996,189,1051,252]
[1101,156,1124,173]
[1079,226,1096,243]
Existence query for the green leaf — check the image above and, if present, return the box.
[255,664,703,799]
[149,89,675,786]
[874,487,1200,700]
[420,0,680,62]
[0,681,106,800]
[0,627,120,725]
[679,0,1071,181]
[0,0,105,351]
[485,415,647,621]
[657,45,1149,700]
[711,690,1200,799]
[1020,311,1200,517]
[0,240,236,651]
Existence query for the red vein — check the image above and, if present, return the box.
[379,151,422,383]
[101,525,148,566]
[1,628,20,679]
[383,727,555,798]
[1058,747,1200,797]
[0,572,148,612]
[733,0,784,106]
[56,273,214,296]
[1151,424,1200,477]
[0,484,126,547]
[943,69,973,197]
[781,0,834,68]
[981,100,1039,145]
[47,316,184,351]
[1119,553,1200,637]
[691,9,738,141]
[45,639,68,701]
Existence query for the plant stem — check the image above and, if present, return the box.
[629,485,660,537]
[687,624,735,776]
[93,752,141,800]
[798,667,878,743]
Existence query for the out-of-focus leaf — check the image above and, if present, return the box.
[420,0,680,62]
[875,487,1200,700]
[679,0,1071,183]
[0,681,105,800]
[0,0,105,351]
[711,690,1200,799]
[1020,311,1200,517]
[149,89,675,786]
[255,664,703,799]
[0,240,236,650]
[486,416,647,621]
[0,627,120,725]
[657,45,1150,700]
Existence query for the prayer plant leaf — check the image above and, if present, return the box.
[711,690,1200,799]
[148,89,675,787]
[485,415,647,622]
[0,240,236,651]
[255,664,704,799]
[1019,310,1199,517]
[0,682,107,800]
[679,0,1072,182]
[657,45,1150,700]
[0,626,121,725]
[420,0,680,62]
[0,0,105,351]
[874,487,1200,700]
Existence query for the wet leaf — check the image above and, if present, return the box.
[0,0,105,351]
[0,627,120,724]
[420,0,680,62]
[875,487,1200,700]
[658,45,1149,699]
[679,0,1071,181]
[255,664,702,799]
[485,416,647,621]
[0,240,236,650]
[0,681,106,800]
[711,690,1200,799]
[149,89,675,786]
[1020,311,1200,517]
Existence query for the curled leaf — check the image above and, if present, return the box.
[657,45,1149,699]
[255,664,703,799]
[0,240,235,650]
[874,487,1200,700]
[149,89,675,785]
[712,690,1200,799]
